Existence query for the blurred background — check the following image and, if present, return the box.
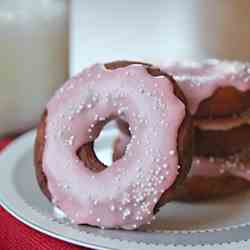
[1,0,250,137]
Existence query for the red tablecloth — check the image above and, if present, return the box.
[0,138,91,250]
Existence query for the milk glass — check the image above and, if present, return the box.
[0,0,69,137]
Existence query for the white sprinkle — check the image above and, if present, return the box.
[163,164,168,169]
[123,208,131,217]
[169,150,175,156]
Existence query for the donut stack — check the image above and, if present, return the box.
[163,60,250,200]
[34,59,250,230]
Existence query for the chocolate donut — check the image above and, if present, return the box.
[34,61,193,229]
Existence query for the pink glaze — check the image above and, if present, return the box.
[163,59,250,115]
[43,63,186,229]
[190,148,250,181]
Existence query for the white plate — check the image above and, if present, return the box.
[2,130,250,250]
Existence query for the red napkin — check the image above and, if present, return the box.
[0,138,91,250]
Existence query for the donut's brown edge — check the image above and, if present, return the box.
[34,61,194,212]
[34,110,52,200]
[195,87,250,118]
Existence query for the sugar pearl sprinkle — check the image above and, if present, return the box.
[45,63,184,229]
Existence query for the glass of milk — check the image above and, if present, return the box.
[0,0,69,137]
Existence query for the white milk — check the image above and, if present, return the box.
[0,0,69,136]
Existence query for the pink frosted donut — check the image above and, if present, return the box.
[34,61,193,229]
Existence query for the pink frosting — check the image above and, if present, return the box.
[190,148,250,181]
[163,59,250,114]
[43,63,186,229]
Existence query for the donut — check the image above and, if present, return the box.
[114,60,250,201]
[34,61,193,229]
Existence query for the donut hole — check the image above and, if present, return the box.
[77,120,124,172]
[94,121,120,166]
